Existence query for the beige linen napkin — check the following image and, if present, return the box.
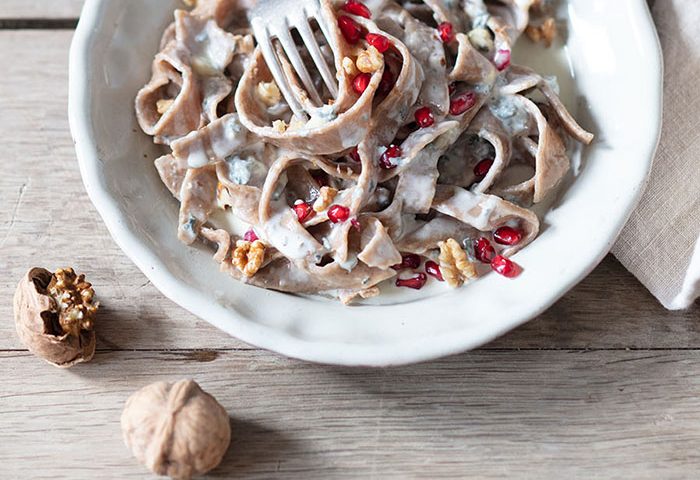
[611,0,700,309]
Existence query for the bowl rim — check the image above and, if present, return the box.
[69,0,663,366]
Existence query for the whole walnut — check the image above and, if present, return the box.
[121,379,231,480]
[13,267,98,367]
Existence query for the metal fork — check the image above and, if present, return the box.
[249,0,339,119]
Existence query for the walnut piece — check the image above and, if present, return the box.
[438,238,478,288]
[121,379,231,480]
[156,99,174,115]
[13,267,98,367]
[341,56,358,76]
[468,27,494,52]
[313,186,338,212]
[256,80,282,106]
[525,17,557,47]
[182,0,197,7]
[272,119,288,133]
[356,46,383,73]
[232,240,265,277]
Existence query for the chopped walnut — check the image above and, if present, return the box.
[342,57,358,76]
[182,0,197,6]
[256,80,282,106]
[526,17,557,47]
[272,119,288,133]
[438,238,477,288]
[356,46,384,73]
[313,186,338,212]
[232,240,265,277]
[468,28,494,52]
[47,268,99,337]
[156,99,174,115]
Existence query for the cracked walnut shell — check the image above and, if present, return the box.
[121,379,231,480]
[13,267,98,367]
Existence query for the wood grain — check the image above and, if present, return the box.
[0,1,83,19]
[0,30,697,355]
[2,350,700,479]
[1,3,699,480]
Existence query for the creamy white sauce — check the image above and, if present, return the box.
[488,96,530,135]
[186,138,210,168]
[211,114,248,158]
[263,207,320,260]
[334,252,358,272]
[189,20,235,76]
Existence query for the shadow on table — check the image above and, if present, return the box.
[211,418,299,478]
[483,255,700,349]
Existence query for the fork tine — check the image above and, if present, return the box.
[294,18,338,99]
[251,19,307,119]
[275,28,324,106]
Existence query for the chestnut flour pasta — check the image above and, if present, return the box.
[136,0,593,303]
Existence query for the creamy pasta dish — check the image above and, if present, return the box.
[136,0,593,303]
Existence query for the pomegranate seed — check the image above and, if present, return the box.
[449,91,477,115]
[414,106,434,128]
[491,255,521,278]
[379,144,401,169]
[350,218,361,231]
[328,204,350,223]
[243,229,258,242]
[448,82,457,95]
[338,15,362,44]
[474,237,496,263]
[349,146,361,162]
[342,0,371,19]
[391,253,421,270]
[493,226,523,246]
[396,273,428,290]
[425,260,444,281]
[352,72,372,94]
[294,201,314,222]
[494,49,511,71]
[365,33,389,53]
[437,22,454,43]
[473,158,494,179]
[379,68,395,94]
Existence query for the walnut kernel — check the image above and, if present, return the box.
[526,17,557,47]
[438,238,477,288]
[468,28,494,52]
[156,99,174,115]
[121,379,231,480]
[13,267,98,367]
[232,240,265,277]
[256,80,282,106]
[313,186,338,212]
[272,119,288,133]
[341,56,358,76]
[356,46,383,73]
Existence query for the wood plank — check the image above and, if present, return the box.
[0,1,84,19]
[1,31,696,352]
[2,350,700,478]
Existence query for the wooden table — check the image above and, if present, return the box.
[2,1,698,478]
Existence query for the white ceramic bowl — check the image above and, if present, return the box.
[69,0,662,366]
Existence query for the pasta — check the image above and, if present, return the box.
[136,0,593,303]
